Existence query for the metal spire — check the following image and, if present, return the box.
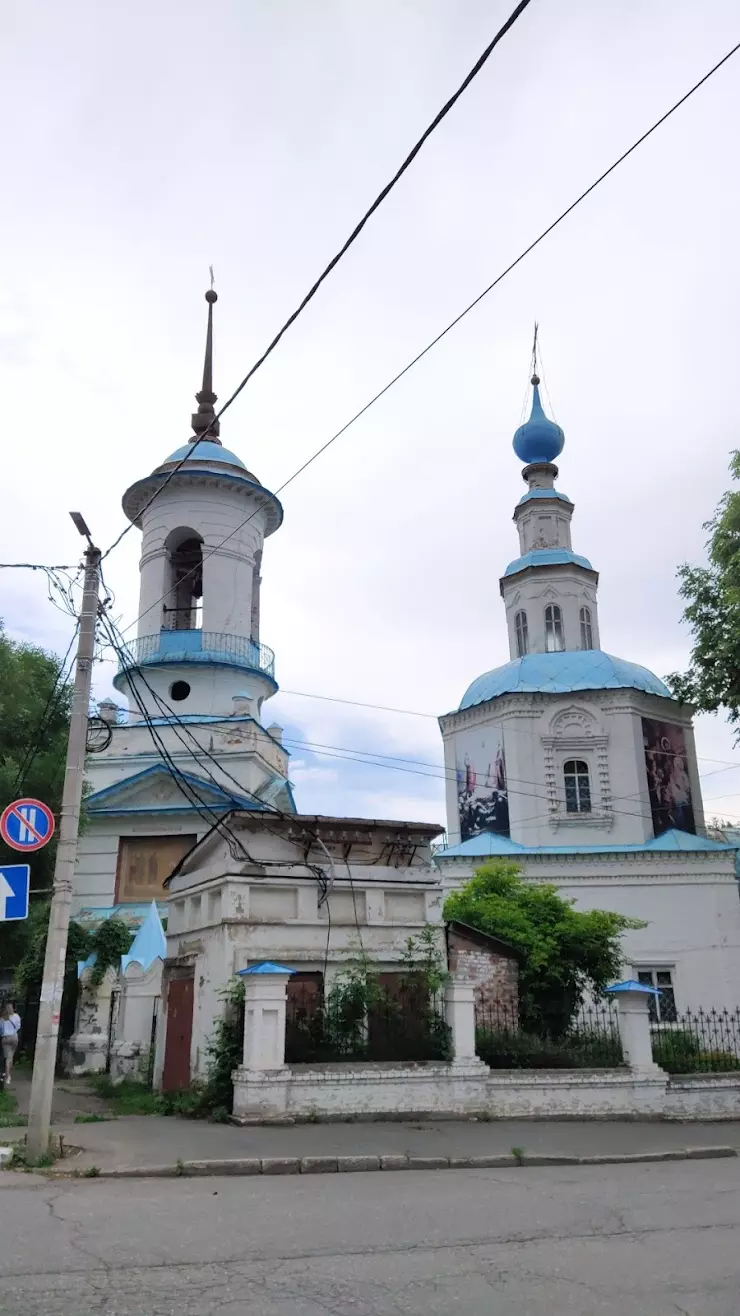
[191,276,221,443]
[531,320,540,386]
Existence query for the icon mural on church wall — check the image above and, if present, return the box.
[455,726,510,841]
[642,717,695,836]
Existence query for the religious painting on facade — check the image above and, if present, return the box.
[455,726,510,841]
[642,718,695,836]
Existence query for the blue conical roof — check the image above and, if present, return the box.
[513,381,565,465]
[121,901,166,974]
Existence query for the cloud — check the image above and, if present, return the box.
[289,764,339,784]
[4,0,740,830]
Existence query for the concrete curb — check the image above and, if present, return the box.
[48,1145,739,1179]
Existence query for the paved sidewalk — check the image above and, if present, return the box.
[10,1070,108,1122]
[4,1074,740,1178]
[3,1112,740,1176]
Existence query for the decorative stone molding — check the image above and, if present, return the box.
[541,716,613,829]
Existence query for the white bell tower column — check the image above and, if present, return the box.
[114,289,284,721]
[500,373,600,661]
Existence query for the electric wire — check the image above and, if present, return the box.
[100,0,534,561]
[99,613,248,847]
[101,615,346,909]
[112,36,740,630]
[11,624,79,796]
[280,736,740,828]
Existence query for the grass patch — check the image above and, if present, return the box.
[11,1139,62,1170]
[90,1076,161,1116]
[74,1113,111,1124]
[0,1090,25,1126]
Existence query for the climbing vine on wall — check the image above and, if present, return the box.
[87,918,134,987]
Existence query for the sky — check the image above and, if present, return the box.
[1,0,739,834]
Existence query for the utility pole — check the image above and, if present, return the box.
[26,516,101,1160]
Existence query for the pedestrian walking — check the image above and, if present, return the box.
[1,1003,19,1085]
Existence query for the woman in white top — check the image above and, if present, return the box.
[0,1003,19,1084]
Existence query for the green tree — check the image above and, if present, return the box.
[443,861,643,1037]
[667,451,740,730]
[0,623,72,974]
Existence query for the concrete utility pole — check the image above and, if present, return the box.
[26,518,101,1160]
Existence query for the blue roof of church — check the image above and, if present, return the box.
[517,488,572,506]
[164,441,246,469]
[503,548,593,576]
[438,828,738,860]
[459,650,671,710]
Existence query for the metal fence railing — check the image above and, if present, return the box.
[474,1000,623,1069]
[285,983,452,1064]
[651,1007,740,1073]
[118,631,276,680]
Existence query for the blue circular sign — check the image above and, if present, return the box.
[0,797,55,852]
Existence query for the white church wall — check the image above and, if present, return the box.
[438,853,740,1013]
[162,861,445,1083]
[441,689,703,850]
[73,814,200,917]
[83,719,288,798]
[117,660,274,720]
[501,566,599,660]
[137,484,267,641]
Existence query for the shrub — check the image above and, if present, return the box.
[476,1025,622,1070]
[651,1029,702,1073]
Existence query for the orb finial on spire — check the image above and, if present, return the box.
[191,274,221,443]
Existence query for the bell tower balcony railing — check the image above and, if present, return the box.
[117,630,276,681]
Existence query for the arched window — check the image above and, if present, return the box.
[164,529,203,631]
[544,604,565,652]
[515,610,529,657]
[580,606,593,650]
[564,759,591,814]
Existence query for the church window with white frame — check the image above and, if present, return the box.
[545,603,565,652]
[563,758,591,814]
[579,605,593,650]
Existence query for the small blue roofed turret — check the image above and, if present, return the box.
[605,979,661,996]
[237,961,296,976]
[513,374,565,465]
[121,901,167,974]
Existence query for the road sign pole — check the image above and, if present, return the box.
[27,538,101,1160]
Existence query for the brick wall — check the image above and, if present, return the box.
[447,927,519,1014]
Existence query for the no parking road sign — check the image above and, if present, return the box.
[0,864,30,922]
[0,797,55,853]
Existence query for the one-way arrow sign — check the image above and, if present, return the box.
[0,864,30,921]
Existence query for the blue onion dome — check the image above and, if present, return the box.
[512,375,565,465]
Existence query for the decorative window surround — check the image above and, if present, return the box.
[541,732,612,831]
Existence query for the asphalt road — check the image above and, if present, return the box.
[2,1159,739,1314]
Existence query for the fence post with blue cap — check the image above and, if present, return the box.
[605,979,665,1073]
[237,962,295,1073]
[232,962,295,1122]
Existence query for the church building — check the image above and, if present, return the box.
[434,366,740,1014]
[70,291,445,1086]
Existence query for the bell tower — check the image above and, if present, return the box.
[500,348,600,661]
[73,286,295,924]
[115,288,283,721]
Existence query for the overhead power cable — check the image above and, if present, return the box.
[273,687,740,772]
[114,36,740,634]
[101,0,533,561]
[99,614,246,844]
[12,625,79,796]
[0,563,79,571]
[281,735,740,827]
[101,613,345,888]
